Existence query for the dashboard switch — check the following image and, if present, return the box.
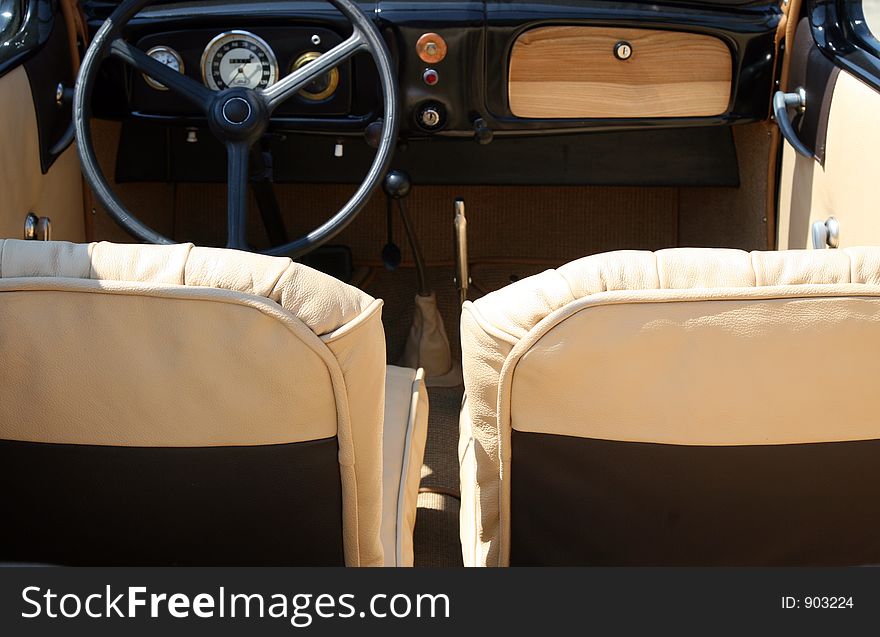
[365,119,383,148]
[473,118,493,145]
[423,69,439,86]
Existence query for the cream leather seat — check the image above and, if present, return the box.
[460,247,880,566]
[0,240,427,566]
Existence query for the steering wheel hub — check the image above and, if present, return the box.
[222,97,252,125]
[208,89,268,142]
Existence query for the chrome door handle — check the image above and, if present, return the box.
[773,88,812,159]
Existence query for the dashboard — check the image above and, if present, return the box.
[131,27,354,117]
[83,0,783,186]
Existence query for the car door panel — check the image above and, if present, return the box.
[777,15,880,249]
[0,67,83,241]
[0,0,84,242]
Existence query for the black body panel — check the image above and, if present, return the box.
[0,0,56,78]
[787,18,839,165]
[510,430,880,566]
[0,437,345,566]
[23,11,77,171]
[811,0,880,93]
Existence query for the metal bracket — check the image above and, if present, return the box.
[24,213,52,241]
[811,216,840,249]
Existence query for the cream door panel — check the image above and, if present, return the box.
[778,71,880,249]
[0,67,84,242]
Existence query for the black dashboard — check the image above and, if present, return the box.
[83,0,783,186]
[131,26,355,118]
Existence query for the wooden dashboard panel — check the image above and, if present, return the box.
[508,27,733,119]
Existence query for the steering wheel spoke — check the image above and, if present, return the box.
[225,141,251,250]
[110,38,213,113]
[260,31,367,111]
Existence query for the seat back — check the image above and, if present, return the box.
[460,248,880,566]
[0,240,387,566]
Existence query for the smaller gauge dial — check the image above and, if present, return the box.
[291,52,340,101]
[143,46,185,91]
[201,31,278,91]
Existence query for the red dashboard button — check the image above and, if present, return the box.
[423,69,439,86]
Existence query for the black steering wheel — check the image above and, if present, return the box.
[74,0,399,257]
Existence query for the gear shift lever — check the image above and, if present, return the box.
[383,171,428,296]
[384,171,461,386]
[381,175,403,271]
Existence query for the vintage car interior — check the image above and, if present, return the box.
[1,0,880,566]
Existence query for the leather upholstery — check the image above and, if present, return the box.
[0,240,388,566]
[382,366,429,566]
[400,292,453,377]
[460,247,880,566]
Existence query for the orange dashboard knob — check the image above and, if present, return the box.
[416,33,447,64]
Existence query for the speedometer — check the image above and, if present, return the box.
[201,31,278,91]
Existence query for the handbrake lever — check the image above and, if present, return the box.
[453,198,469,305]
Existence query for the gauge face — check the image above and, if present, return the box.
[201,31,278,91]
[291,52,340,101]
[143,46,185,91]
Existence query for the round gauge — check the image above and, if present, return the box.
[291,52,340,101]
[142,46,185,91]
[201,30,278,91]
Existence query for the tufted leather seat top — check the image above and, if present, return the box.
[470,247,880,340]
[0,239,373,336]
